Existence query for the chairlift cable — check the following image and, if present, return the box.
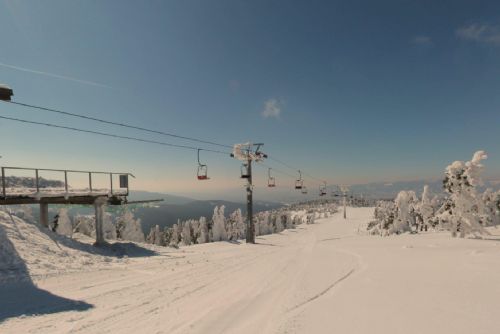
[0,115,230,155]
[4,100,233,149]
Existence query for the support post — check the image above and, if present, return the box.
[246,159,254,243]
[94,197,106,245]
[343,193,347,219]
[89,172,93,193]
[1,167,6,198]
[40,202,49,228]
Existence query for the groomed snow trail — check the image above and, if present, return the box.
[2,207,500,334]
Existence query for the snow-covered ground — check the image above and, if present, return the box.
[1,207,500,333]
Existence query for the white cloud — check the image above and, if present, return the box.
[261,98,282,119]
[412,35,432,46]
[456,23,500,45]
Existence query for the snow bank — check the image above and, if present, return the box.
[0,210,156,283]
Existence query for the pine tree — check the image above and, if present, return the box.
[181,220,192,246]
[169,223,180,247]
[211,206,227,242]
[55,208,73,238]
[197,216,209,244]
[439,151,489,237]
[116,209,145,242]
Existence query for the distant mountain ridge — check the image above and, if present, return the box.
[347,179,500,199]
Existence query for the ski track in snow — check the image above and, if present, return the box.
[2,207,500,334]
[287,267,356,312]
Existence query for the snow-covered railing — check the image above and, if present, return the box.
[1,166,134,199]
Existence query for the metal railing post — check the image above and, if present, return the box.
[110,173,113,195]
[89,172,93,193]
[64,171,68,193]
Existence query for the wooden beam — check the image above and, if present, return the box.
[0,195,127,206]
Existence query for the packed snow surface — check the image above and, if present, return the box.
[1,207,500,333]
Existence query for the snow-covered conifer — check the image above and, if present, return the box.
[169,223,180,247]
[55,208,73,238]
[74,215,95,237]
[439,151,489,237]
[391,191,417,234]
[197,216,209,244]
[275,214,284,231]
[117,209,145,243]
[211,205,227,241]
[181,220,192,246]
[103,212,116,240]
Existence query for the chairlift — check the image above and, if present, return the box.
[241,164,250,179]
[268,168,276,187]
[295,170,303,189]
[301,185,308,194]
[319,182,327,196]
[197,149,209,180]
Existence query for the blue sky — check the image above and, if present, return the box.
[0,0,499,199]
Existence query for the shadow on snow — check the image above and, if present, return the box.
[0,223,93,323]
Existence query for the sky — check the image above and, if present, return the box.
[0,0,499,201]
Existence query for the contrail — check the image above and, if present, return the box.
[0,61,112,88]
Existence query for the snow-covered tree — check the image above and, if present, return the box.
[169,223,180,247]
[181,220,192,246]
[163,226,173,246]
[116,209,145,243]
[482,189,500,226]
[211,205,227,242]
[55,208,73,238]
[438,150,489,237]
[74,215,95,237]
[275,214,284,231]
[283,212,293,229]
[415,185,439,231]
[258,211,272,235]
[367,201,396,235]
[147,224,165,246]
[306,213,315,224]
[103,212,116,240]
[228,209,245,240]
[197,216,209,244]
[190,219,200,244]
[390,191,417,234]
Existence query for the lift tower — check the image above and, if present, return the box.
[231,143,267,243]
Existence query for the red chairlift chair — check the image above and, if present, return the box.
[197,149,210,180]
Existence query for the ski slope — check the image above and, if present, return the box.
[2,207,500,333]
